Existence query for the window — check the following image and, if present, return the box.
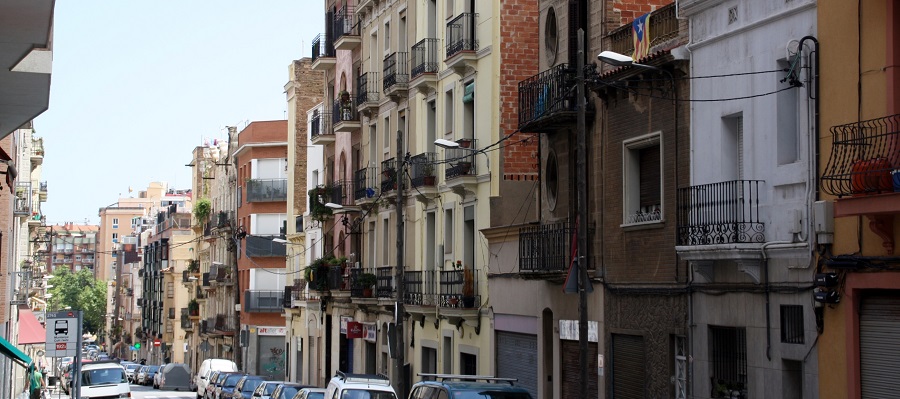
[446,0,455,18]
[674,336,687,399]
[167,282,174,298]
[384,21,391,55]
[383,116,391,149]
[777,60,799,165]
[780,305,804,344]
[444,89,454,134]
[112,233,118,243]
[709,326,747,398]
[544,7,558,65]
[112,218,119,228]
[444,208,454,254]
[723,114,743,180]
[427,100,437,152]
[546,150,559,210]
[623,133,662,225]
[382,218,391,265]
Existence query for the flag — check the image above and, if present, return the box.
[632,12,651,61]
[563,218,593,294]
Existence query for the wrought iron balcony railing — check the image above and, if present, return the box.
[214,313,236,332]
[381,158,400,192]
[677,180,765,246]
[246,178,287,202]
[376,266,394,298]
[446,13,478,59]
[356,72,380,105]
[438,268,480,309]
[333,97,359,125]
[333,6,359,41]
[403,270,438,306]
[519,220,574,273]
[443,139,477,179]
[31,137,44,158]
[245,235,287,257]
[311,33,335,62]
[310,111,333,140]
[307,264,345,292]
[329,180,355,207]
[244,290,285,312]
[518,64,580,131]
[409,152,437,188]
[354,166,379,201]
[383,52,409,92]
[14,182,31,216]
[607,3,678,58]
[411,38,440,79]
[216,210,232,229]
[821,113,900,197]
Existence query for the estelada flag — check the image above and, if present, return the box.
[563,217,593,294]
[632,12,651,61]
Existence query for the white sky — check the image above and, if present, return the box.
[36,1,322,224]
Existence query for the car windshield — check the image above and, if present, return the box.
[149,366,160,372]
[224,374,244,387]
[307,392,325,399]
[264,383,280,395]
[280,386,300,399]
[81,368,127,386]
[126,364,141,371]
[339,390,397,399]
[242,379,264,392]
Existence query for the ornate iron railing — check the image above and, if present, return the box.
[333,6,359,41]
[517,64,579,130]
[677,180,765,246]
[246,178,287,202]
[438,269,480,309]
[333,97,359,125]
[328,180,355,206]
[443,139,477,179]
[446,13,478,59]
[519,220,574,273]
[376,266,394,298]
[411,38,440,78]
[821,113,900,197]
[409,152,437,188]
[354,167,379,200]
[383,52,409,92]
[311,33,335,62]
[403,270,437,306]
[381,158,400,192]
[310,111,333,140]
[356,72,380,105]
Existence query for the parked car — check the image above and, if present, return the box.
[271,383,315,399]
[75,361,131,399]
[135,366,149,385]
[207,371,234,399]
[290,387,326,399]
[217,373,247,399]
[233,375,265,399]
[250,380,283,399]
[196,359,238,399]
[124,363,142,383]
[204,371,222,399]
[154,365,165,389]
[144,365,162,386]
[409,373,533,399]
[324,372,397,399]
[159,363,193,391]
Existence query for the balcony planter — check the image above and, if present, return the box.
[851,158,893,195]
[357,273,377,298]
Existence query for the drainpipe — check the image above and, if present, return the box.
[760,240,794,361]
[798,36,819,201]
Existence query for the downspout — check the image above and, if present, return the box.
[798,36,819,201]
[761,240,795,361]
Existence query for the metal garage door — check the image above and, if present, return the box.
[497,332,538,398]
[257,336,286,380]
[611,333,646,399]
[561,340,598,399]
[860,293,900,398]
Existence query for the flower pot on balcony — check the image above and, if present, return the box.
[423,175,436,186]
[851,158,893,195]
[461,296,475,308]
[457,138,472,148]
[363,288,373,298]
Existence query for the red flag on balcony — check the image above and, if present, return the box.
[632,12,651,61]
[563,217,593,294]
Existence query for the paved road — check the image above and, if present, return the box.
[41,383,193,399]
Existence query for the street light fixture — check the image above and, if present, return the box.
[324,203,343,209]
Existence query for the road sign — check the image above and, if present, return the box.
[153,339,161,347]
[45,311,81,357]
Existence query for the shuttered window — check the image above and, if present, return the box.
[612,334,646,399]
[709,326,747,398]
[860,293,900,398]
[561,340,598,399]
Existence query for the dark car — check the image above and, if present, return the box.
[143,365,161,386]
[205,371,223,399]
[251,380,283,399]
[232,375,265,399]
[271,383,313,399]
[215,372,245,399]
[409,374,534,399]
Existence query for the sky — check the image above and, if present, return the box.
[36,1,323,225]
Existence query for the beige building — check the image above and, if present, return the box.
[97,183,167,281]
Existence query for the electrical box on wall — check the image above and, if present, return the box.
[813,201,834,244]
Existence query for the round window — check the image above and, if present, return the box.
[545,8,558,65]
[546,150,559,210]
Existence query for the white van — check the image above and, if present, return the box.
[195,358,238,399]
[77,361,130,399]
[324,372,398,399]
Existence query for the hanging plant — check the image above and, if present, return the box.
[194,198,212,222]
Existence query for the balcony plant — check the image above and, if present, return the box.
[357,272,377,298]
[423,164,436,186]
[193,198,211,223]
[188,299,199,316]
[461,267,475,308]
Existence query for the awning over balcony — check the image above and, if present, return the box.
[0,335,32,368]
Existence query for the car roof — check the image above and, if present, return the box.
[81,361,125,370]
[413,374,529,394]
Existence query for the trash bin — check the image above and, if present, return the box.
[48,376,58,386]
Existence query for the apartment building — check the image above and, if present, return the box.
[817,1,900,398]
[48,223,98,274]
[233,121,290,379]
[97,182,168,281]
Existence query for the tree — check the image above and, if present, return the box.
[47,268,108,336]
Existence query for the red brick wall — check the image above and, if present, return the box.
[500,0,540,180]
[237,120,288,147]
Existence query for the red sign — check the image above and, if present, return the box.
[346,322,363,339]
[153,339,161,347]
[55,343,67,350]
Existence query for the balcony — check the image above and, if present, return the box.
[333,97,361,133]
[519,220,574,275]
[333,6,361,51]
[607,3,678,61]
[518,64,582,132]
[445,13,478,73]
[375,266,395,299]
[309,186,334,221]
[38,181,47,202]
[328,180,360,210]
[676,180,765,247]
[349,268,379,300]
[180,315,192,331]
[409,152,438,203]
[383,52,409,101]
[403,270,438,307]
[439,268,480,309]
[14,182,31,216]
[310,110,334,145]
[821,113,900,253]
[246,178,287,202]
[215,210,233,230]
[199,320,209,335]
[307,264,346,293]
[245,235,287,258]
[442,139,479,195]
[356,72,380,116]
[244,290,285,312]
[311,33,336,71]
[214,313,236,334]
[410,38,440,92]
[30,137,43,165]
[201,272,212,289]
[380,158,400,198]
[354,166,379,205]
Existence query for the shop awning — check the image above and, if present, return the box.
[18,308,46,345]
[0,335,32,368]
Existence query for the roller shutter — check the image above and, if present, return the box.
[611,334,645,399]
[496,332,538,398]
[860,293,900,398]
[561,340,598,399]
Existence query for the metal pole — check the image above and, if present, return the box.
[395,131,406,398]
[73,310,83,399]
[576,29,591,399]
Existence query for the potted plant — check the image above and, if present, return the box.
[422,164,436,186]
[188,299,199,316]
[193,198,211,223]
[461,267,476,308]
[357,273,377,298]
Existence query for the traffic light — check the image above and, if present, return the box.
[134,342,141,349]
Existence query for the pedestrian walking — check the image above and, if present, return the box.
[27,364,44,399]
